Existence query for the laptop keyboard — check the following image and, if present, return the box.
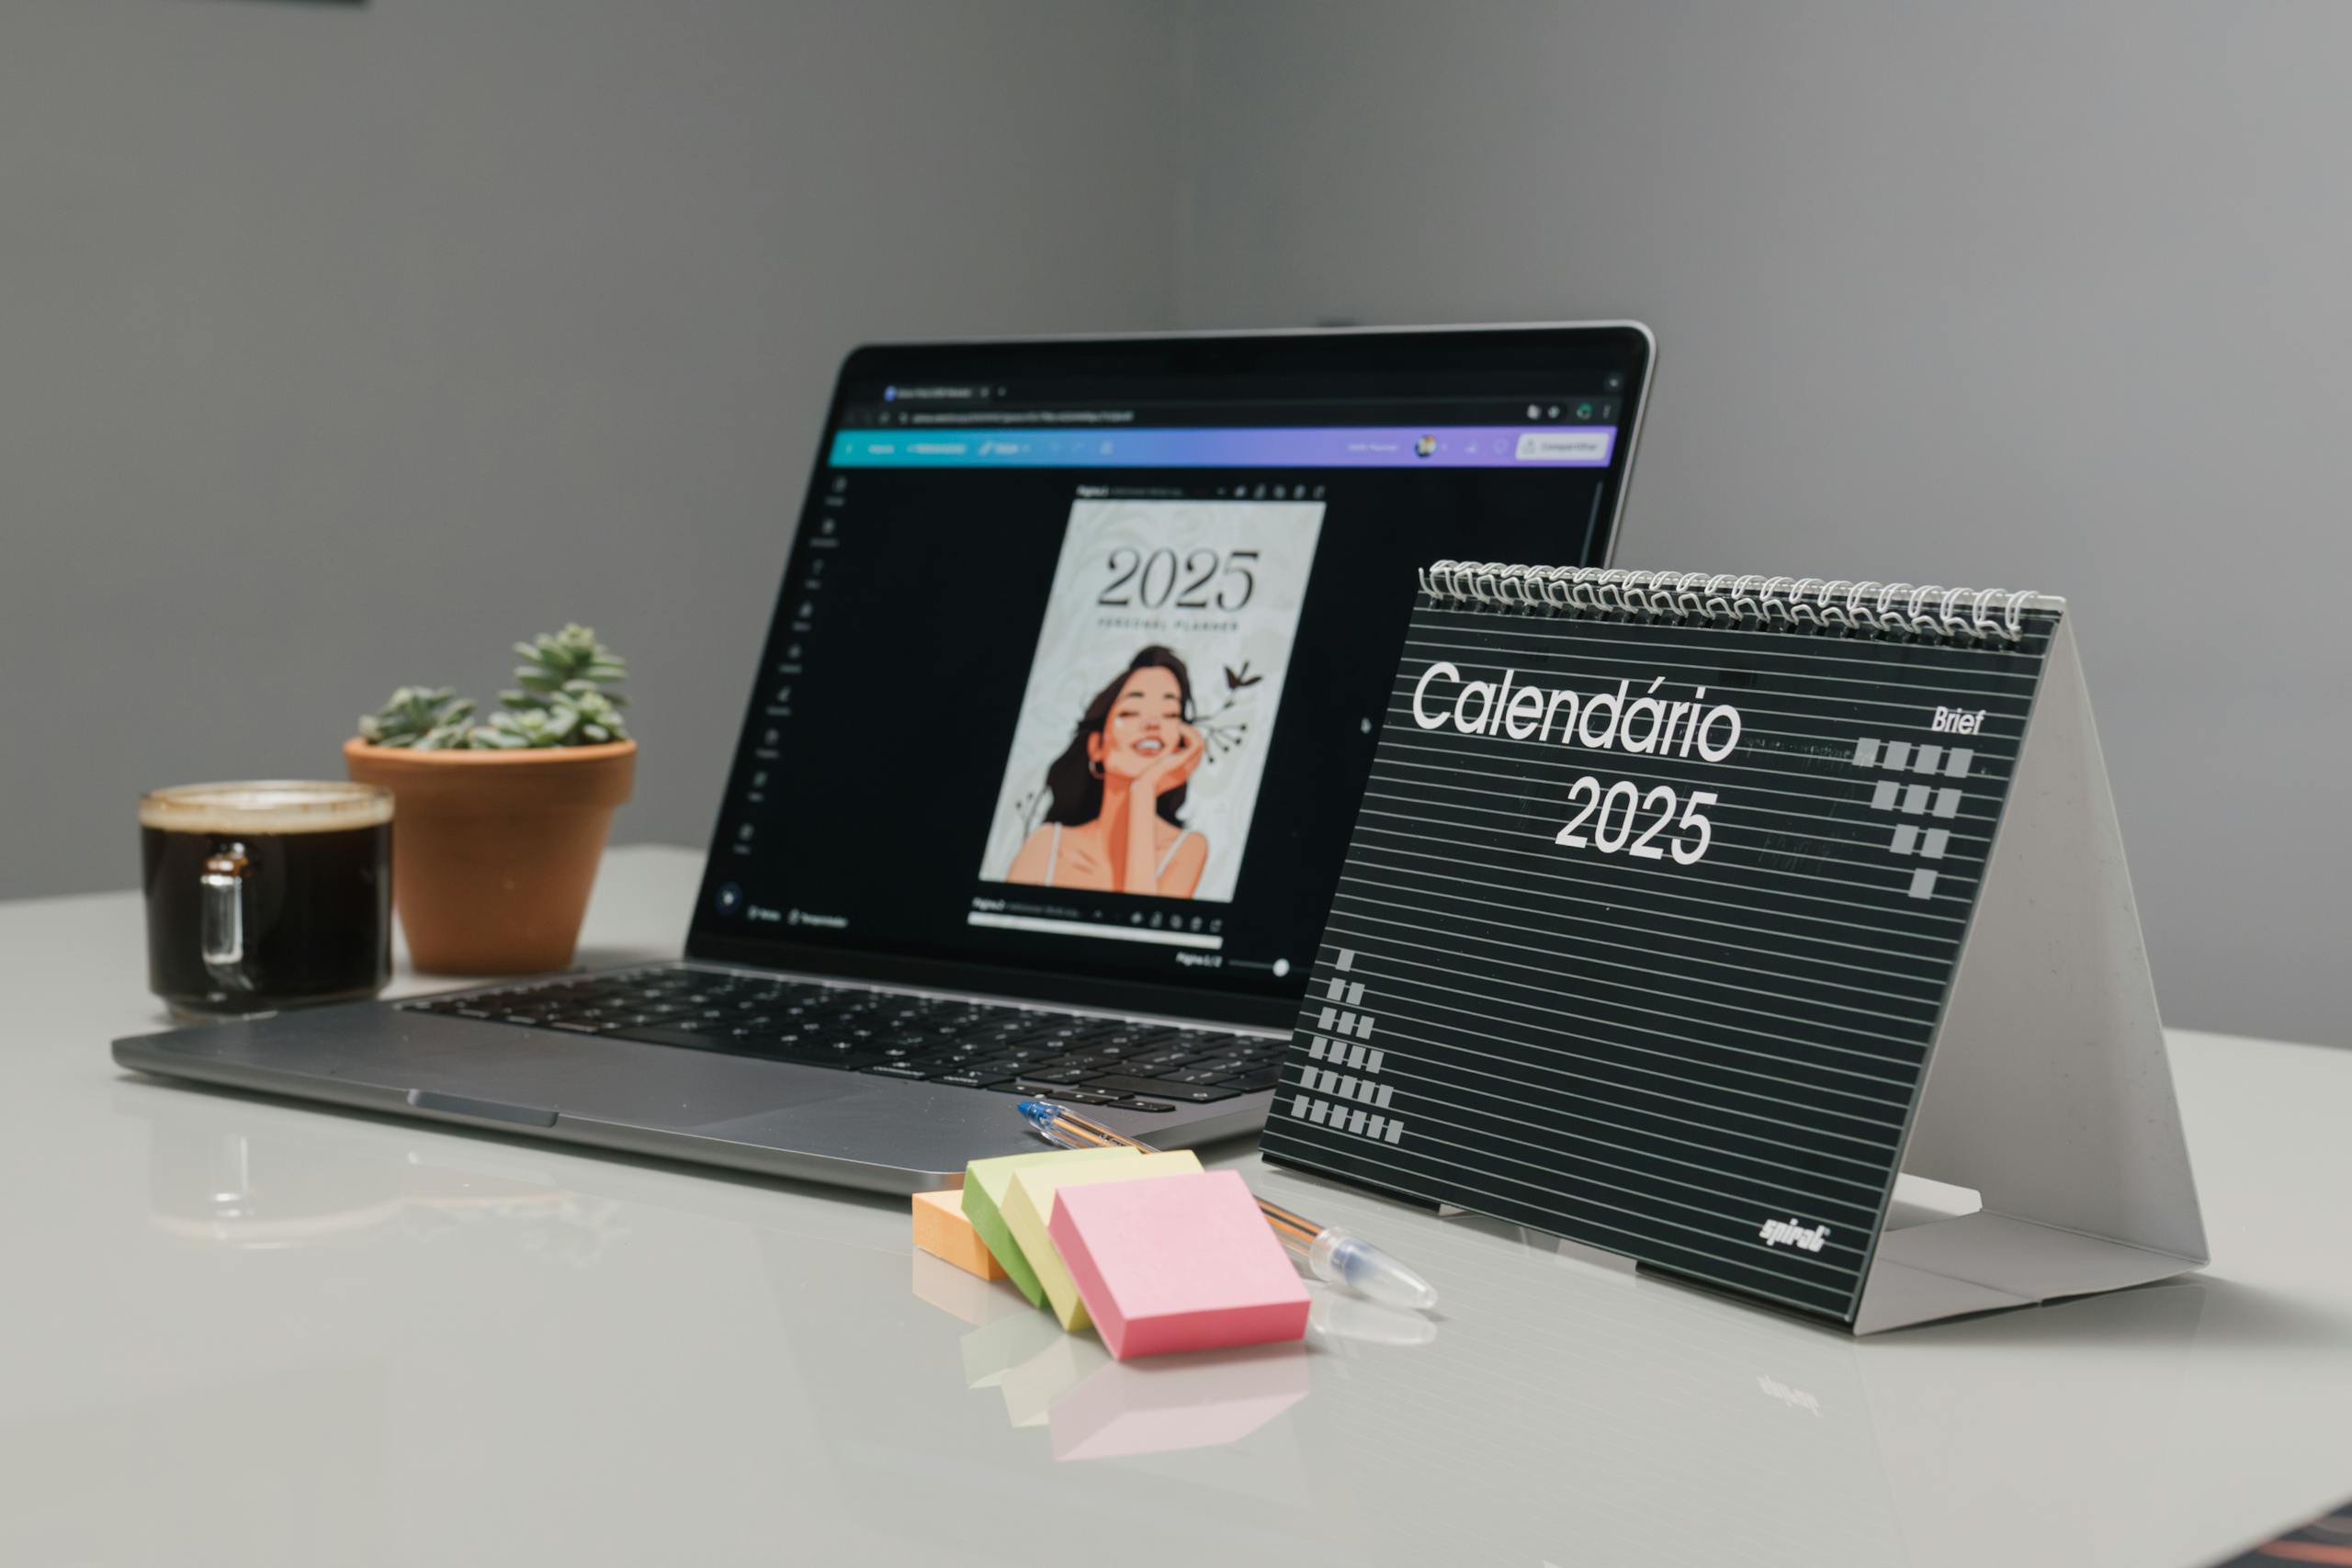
[398,965,1287,1113]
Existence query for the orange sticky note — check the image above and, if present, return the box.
[913,1189,1006,1280]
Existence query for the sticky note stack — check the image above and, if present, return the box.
[1003,1151,1204,1329]
[1049,1169,1311,1359]
[959,1146,1136,1305]
[914,1145,1312,1361]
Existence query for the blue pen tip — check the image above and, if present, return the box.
[1013,1100,1056,1123]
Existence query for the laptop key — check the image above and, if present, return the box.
[1171,1063,1250,1084]
[1218,1068,1283,1091]
[933,1069,1017,1089]
[1177,1034,1256,1056]
[608,1023,728,1050]
[1117,1055,1193,1076]
[985,1082,1104,1102]
[1080,1075,1239,1104]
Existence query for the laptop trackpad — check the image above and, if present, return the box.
[677,1073,1003,1165]
[684,1079,863,1135]
[373,1029,862,1134]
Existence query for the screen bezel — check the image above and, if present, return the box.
[685,322,1656,1029]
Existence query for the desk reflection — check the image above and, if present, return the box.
[926,1260,1316,1459]
[142,1100,625,1265]
[122,1083,2222,1568]
[1051,1346,1311,1461]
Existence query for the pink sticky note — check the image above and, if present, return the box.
[1046,1169,1310,1360]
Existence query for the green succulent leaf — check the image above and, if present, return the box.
[359,685,475,748]
[415,720,476,750]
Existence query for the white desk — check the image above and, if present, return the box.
[4,844,2347,1567]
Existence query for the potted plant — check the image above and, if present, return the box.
[345,625,636,975]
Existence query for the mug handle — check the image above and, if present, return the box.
[200,844,254,991]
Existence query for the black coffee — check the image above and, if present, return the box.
[140,784,392,1018]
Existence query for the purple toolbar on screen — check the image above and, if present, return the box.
[830,425,1617,469]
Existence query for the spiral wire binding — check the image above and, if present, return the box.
[1414,562,2062,645]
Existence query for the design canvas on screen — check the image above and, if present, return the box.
[978,498,1324,906]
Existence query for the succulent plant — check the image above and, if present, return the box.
[359,626,630,750]
[358,686,478,750]
[493,625,629,745]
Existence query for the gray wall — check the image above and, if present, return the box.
[0,0,1181,900]
[1175,1,2352,1047]
[6,1,2345,1044]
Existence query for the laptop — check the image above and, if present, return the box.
[116,323,1656,1192]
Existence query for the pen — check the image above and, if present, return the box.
[1012,1100,1439,1312]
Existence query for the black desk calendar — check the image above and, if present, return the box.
[1261,563,2207,1332]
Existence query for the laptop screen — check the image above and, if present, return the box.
[689,325,1654,1027]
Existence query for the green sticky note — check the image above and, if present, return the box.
[1004,1151,1203,1330]
[963,1147,1136,1307]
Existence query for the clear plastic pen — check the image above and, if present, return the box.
[1012,1099,1439,1313]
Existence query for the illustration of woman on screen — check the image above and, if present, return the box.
[1005,646,1209,897]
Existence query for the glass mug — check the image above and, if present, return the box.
[139,781,394,1021]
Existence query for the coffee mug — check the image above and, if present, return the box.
[139,781,394,1021]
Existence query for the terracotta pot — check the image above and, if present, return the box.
[343,737,636,975]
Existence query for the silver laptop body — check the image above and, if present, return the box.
[116,323,1654,1191]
